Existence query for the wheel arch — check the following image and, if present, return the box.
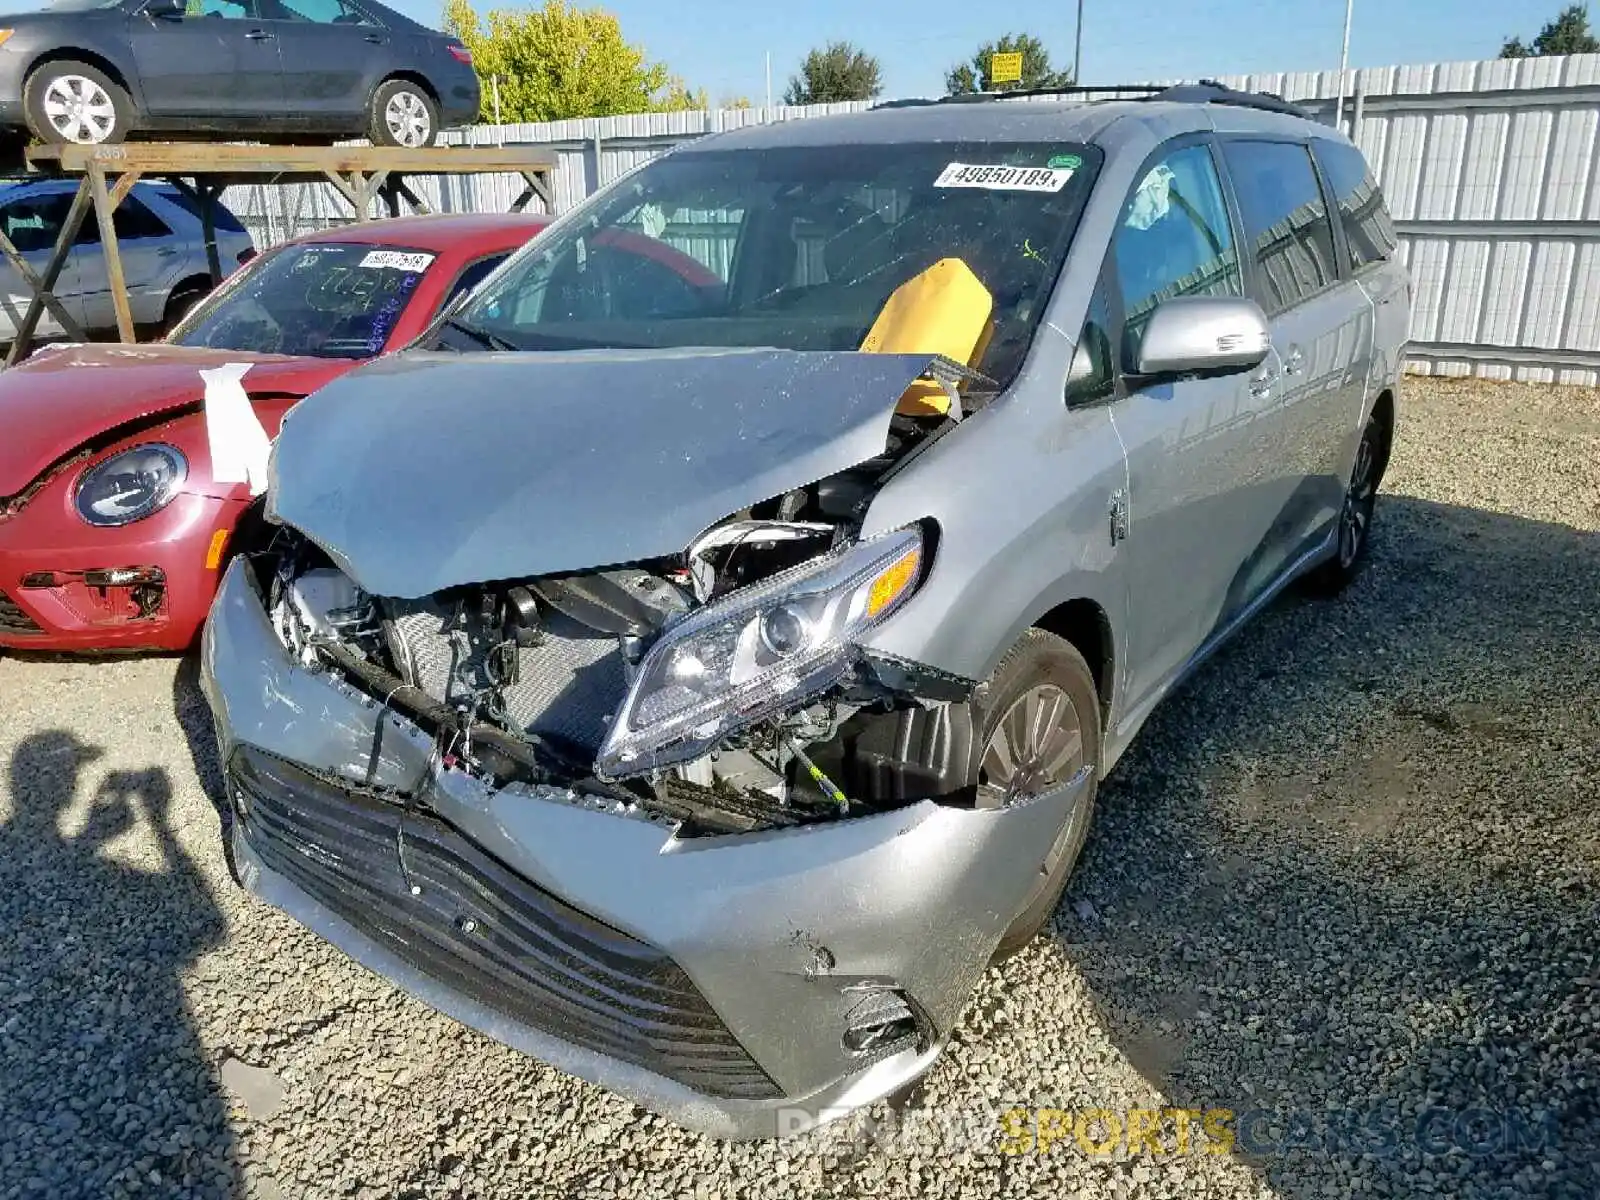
[377,70,441,104]
[24,48,141,105]
[1369,387,1396,483]
[1032,596,1116,733]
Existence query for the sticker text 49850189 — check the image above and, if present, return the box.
[934,163,1075,192]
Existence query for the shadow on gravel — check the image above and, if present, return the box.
[0,731,241,1199]
[1056,497,1600,1200]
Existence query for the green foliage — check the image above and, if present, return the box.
[443,0,704,122]
[1500,4,1600,57]
[783,41,884,105]
[945,32,1074,95]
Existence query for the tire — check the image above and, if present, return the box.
[162,280,211,336]
[24,60,131,146]
[367,79,439,148]
[983,629,1103,961]
[1305,410,1389,596]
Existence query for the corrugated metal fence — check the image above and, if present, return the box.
[221,54,1600,386]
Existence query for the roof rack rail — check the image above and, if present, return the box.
[871,79,1310,118]
[1145,79,1310,118]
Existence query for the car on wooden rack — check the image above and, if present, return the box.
[0,211,550,651]
[0,0,480,149]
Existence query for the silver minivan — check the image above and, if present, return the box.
[201,82,1411,1139]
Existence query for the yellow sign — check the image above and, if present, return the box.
[990,51,1024,84]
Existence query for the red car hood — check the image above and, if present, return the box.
[0,344,350,496]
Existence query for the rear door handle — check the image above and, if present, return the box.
[246,28,274,39]
[363,33,387,43]
[1284,347,1306,375]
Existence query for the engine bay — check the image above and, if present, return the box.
[259,414,982,837]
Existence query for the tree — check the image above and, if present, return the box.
[1500,4,1600,57]
[443,0,704,122]
[945,32,1074,95]
[783,41,883,104]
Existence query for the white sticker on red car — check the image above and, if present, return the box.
[933,162,1075,192]
[202,362,273,498]
[359,250,436,272]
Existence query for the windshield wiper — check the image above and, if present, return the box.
[441,316,520,352]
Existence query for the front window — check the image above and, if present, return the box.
[458,141,1102,386]
[168,241,437,358]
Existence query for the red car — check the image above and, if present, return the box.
[0,212,551,653]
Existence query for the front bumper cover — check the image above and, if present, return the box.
[201,559,1090,1138]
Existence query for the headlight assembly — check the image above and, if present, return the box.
[595,525,927,779]
[75,444,188,527]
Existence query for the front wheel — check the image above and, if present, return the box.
[368,79,439,148]
[24,61,131,146]
[984,630,1103,961]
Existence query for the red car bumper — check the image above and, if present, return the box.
[0,488,246,653]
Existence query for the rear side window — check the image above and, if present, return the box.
[111,197,172,241]
[1112,142,1242,365]
[445,253,509,306]
[1220,140,1339,314]
[1312,140,1397,272]
[154,188,249,234]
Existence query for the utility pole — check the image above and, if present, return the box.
[765,51,773,110]
[1074,0,1084,83]
[1334,0,1354,133]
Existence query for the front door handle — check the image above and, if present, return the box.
[1250,370,1278,399]
[245,28,274,39]
[363,32,387,43]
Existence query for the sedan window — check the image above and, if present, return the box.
[266,0,373,23]
[185,0,254,17]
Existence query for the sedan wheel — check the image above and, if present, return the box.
[24,62,131,146]
[368,80,440,149]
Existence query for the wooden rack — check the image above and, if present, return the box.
[1,141,557,365]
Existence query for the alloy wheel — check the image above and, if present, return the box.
[978,683,1085,807]
[1339,426,1381,568]
[42,75,116,144]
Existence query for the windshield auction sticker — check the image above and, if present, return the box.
[935,162,1075,192]
[359,250,436,272]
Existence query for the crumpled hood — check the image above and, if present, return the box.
[268,347,942,598]
[0,344,346,496]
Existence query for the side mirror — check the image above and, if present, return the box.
[1134,295,1271,379]
[143,0,187,19]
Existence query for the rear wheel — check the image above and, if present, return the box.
[25,61,131,145]
[161,279,212,336]
[368,79,439,148]
[984,630,1102,961]
[1306,411,1388,595]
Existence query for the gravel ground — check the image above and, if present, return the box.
[1,375,1597,1200]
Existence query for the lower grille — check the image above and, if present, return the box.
[0,590,41,635]
[230,746,780,1101]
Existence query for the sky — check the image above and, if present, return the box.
[388,0,1592,105]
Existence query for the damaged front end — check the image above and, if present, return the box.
[202,347,1090,1138]
[259,446,974,838]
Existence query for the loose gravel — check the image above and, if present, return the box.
[1,376,1597,1200]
